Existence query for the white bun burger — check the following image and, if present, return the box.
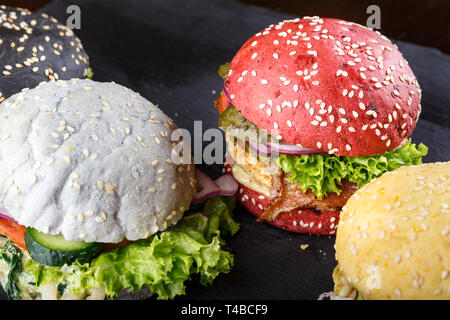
[0,79,239,300]
[332,162,449,300]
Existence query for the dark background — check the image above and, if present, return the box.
[3,0,450,54]
[0,0,449,301]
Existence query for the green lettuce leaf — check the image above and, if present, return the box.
[86,67,94,80]
[278,140,428,199]
[218,105,278,144]
[218,63,230,80]
[22,196,239,300]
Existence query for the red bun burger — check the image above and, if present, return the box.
[216,16,428,235]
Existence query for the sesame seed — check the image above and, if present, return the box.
[97,181,104,190]
[105,184,115,195]
[95,216,104,223]
[434,288,443,295]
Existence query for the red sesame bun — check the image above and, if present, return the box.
[225,17,421,156]
[237,182,340,235]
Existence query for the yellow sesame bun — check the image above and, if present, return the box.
[333,162,450,300]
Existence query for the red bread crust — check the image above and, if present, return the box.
[237,182,339,235]
[226,17,421,156]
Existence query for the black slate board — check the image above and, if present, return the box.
[1,0,449,300]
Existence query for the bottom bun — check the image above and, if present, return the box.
[236,183,340,235]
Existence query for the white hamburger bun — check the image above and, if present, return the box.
[0,79,195,243]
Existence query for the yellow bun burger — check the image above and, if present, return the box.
[333,162,449,300]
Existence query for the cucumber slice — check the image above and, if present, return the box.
[24,228,104,266]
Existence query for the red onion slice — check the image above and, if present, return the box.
[214,174,239,196]
[222,85,233,106]
[192,169,220,204]
[192,169,239,204]
[267,142,324,155]
[247,140,272,158]
[247,140,324,156]
[0,208,15,222]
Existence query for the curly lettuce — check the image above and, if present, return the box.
[86,67,94,80]
[278,140,428,199]
[20,196,239,300]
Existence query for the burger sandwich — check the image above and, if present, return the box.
[331,162,449,300]
[0,6,91,103]
[216,16,428,235]
[0,79,239,300]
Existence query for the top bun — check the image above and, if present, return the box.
[0,79,196,243]
[226,17,421,156]
[334,162,450,300]
[0,6,90,102]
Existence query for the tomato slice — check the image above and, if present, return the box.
[0,218,27,250]
[214,92,229,115]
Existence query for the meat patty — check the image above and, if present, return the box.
[260,172,358,222]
